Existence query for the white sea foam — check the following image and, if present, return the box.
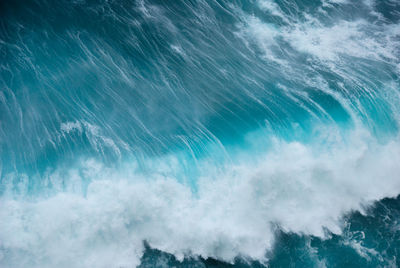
[240,0,400,64]
[60,121,83,133]
[60,121,124,158]
[257,0,289,23]
[1,129,400,267]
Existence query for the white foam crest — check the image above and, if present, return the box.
[285,20,399,62]
[322,0,349,7]
[60,121,123,158]
[239,6,400,63]
[236,16,284,64]
[60,121,82,133]
[257,0,289,23]
[1,130,400,267]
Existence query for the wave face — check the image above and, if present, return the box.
[1,0,400,267]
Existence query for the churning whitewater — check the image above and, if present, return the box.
[1,0,400,267]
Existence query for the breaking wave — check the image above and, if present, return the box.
[1,0,400,267]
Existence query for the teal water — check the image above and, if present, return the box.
[1,0,400,267]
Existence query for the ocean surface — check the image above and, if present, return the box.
[1,0,400,267]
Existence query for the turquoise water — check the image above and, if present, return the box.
[1,0,400,267]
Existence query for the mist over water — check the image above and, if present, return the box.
[1,0,400,267]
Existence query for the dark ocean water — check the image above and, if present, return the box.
[1,0,400,267]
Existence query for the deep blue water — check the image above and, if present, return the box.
[1,0,400,267]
